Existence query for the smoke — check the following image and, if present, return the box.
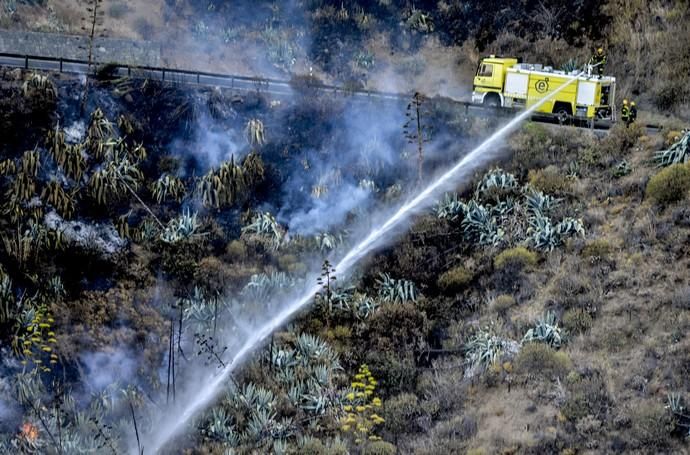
[80,347,138,392]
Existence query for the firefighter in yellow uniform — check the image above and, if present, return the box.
[621,99,630,126]
[628,101,638,127]
[588,47,607,78]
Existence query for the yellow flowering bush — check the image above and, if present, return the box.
[15,304,58,372]
[340,364,385,444]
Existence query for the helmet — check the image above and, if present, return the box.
[631,101,636,106]
[623,99,628,104]
[597,47,603,54]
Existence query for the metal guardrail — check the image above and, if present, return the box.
[0,51,516,118]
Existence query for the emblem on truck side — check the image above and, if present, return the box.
[535,79,549,93]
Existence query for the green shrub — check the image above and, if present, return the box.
[385,393,420,434]
[362,440,397,455]
[645,163,690,205]
[225,239,247,261]
[528,165,571,194]
[514,343,572,378]
[561,374,610,421]
[494,246,538,270]
[437,266,473,293]
[581,239,612,259]
[630,402,674,448]
[562,308,593,334]
[491,294,516,314]
[300,438,328,455]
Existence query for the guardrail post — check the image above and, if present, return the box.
[25,56,28,69]
[197,73,200,84]
[59,59,63,72]
[162,69,165,82]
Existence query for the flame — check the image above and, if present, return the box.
[20,422,39,442]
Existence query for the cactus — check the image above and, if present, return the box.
[22,73,56,100]
[462,200,504,246]
[242,212,285,248]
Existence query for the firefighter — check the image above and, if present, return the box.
[628,101,638,127]
[588,47,607,78]
[621,99,630,126]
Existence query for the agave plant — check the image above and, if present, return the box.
[524,188,560,218]
[522,312,563,348]
[465,326,507,372]
[435,192,466,221]
[242,212,285,248]
[461,200,504,246]
[406,8,434,33]
[245,119,266,146]
[241,271,295,302]
[352,293,380,320]
[528,216,584,251]
[527,215,560,251]
[612,159,633,178]
[475,168,518,202]
[376,273,418,303]
[202,406,239,445]
[150,174,185,204]
[653,130,689,167]
[315,232,345,252]
[160,209,200,243]
[666,393,690,439]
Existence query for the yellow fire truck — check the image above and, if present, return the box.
[471,56,616,125]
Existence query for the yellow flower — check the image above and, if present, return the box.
[341,425,351,432]
[346,392,355,401]
[344,405,352,412]
[356,392,365,398]
[365,390,373,395]
[356,405,366,413]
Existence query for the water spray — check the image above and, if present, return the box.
[142,71,585,454]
